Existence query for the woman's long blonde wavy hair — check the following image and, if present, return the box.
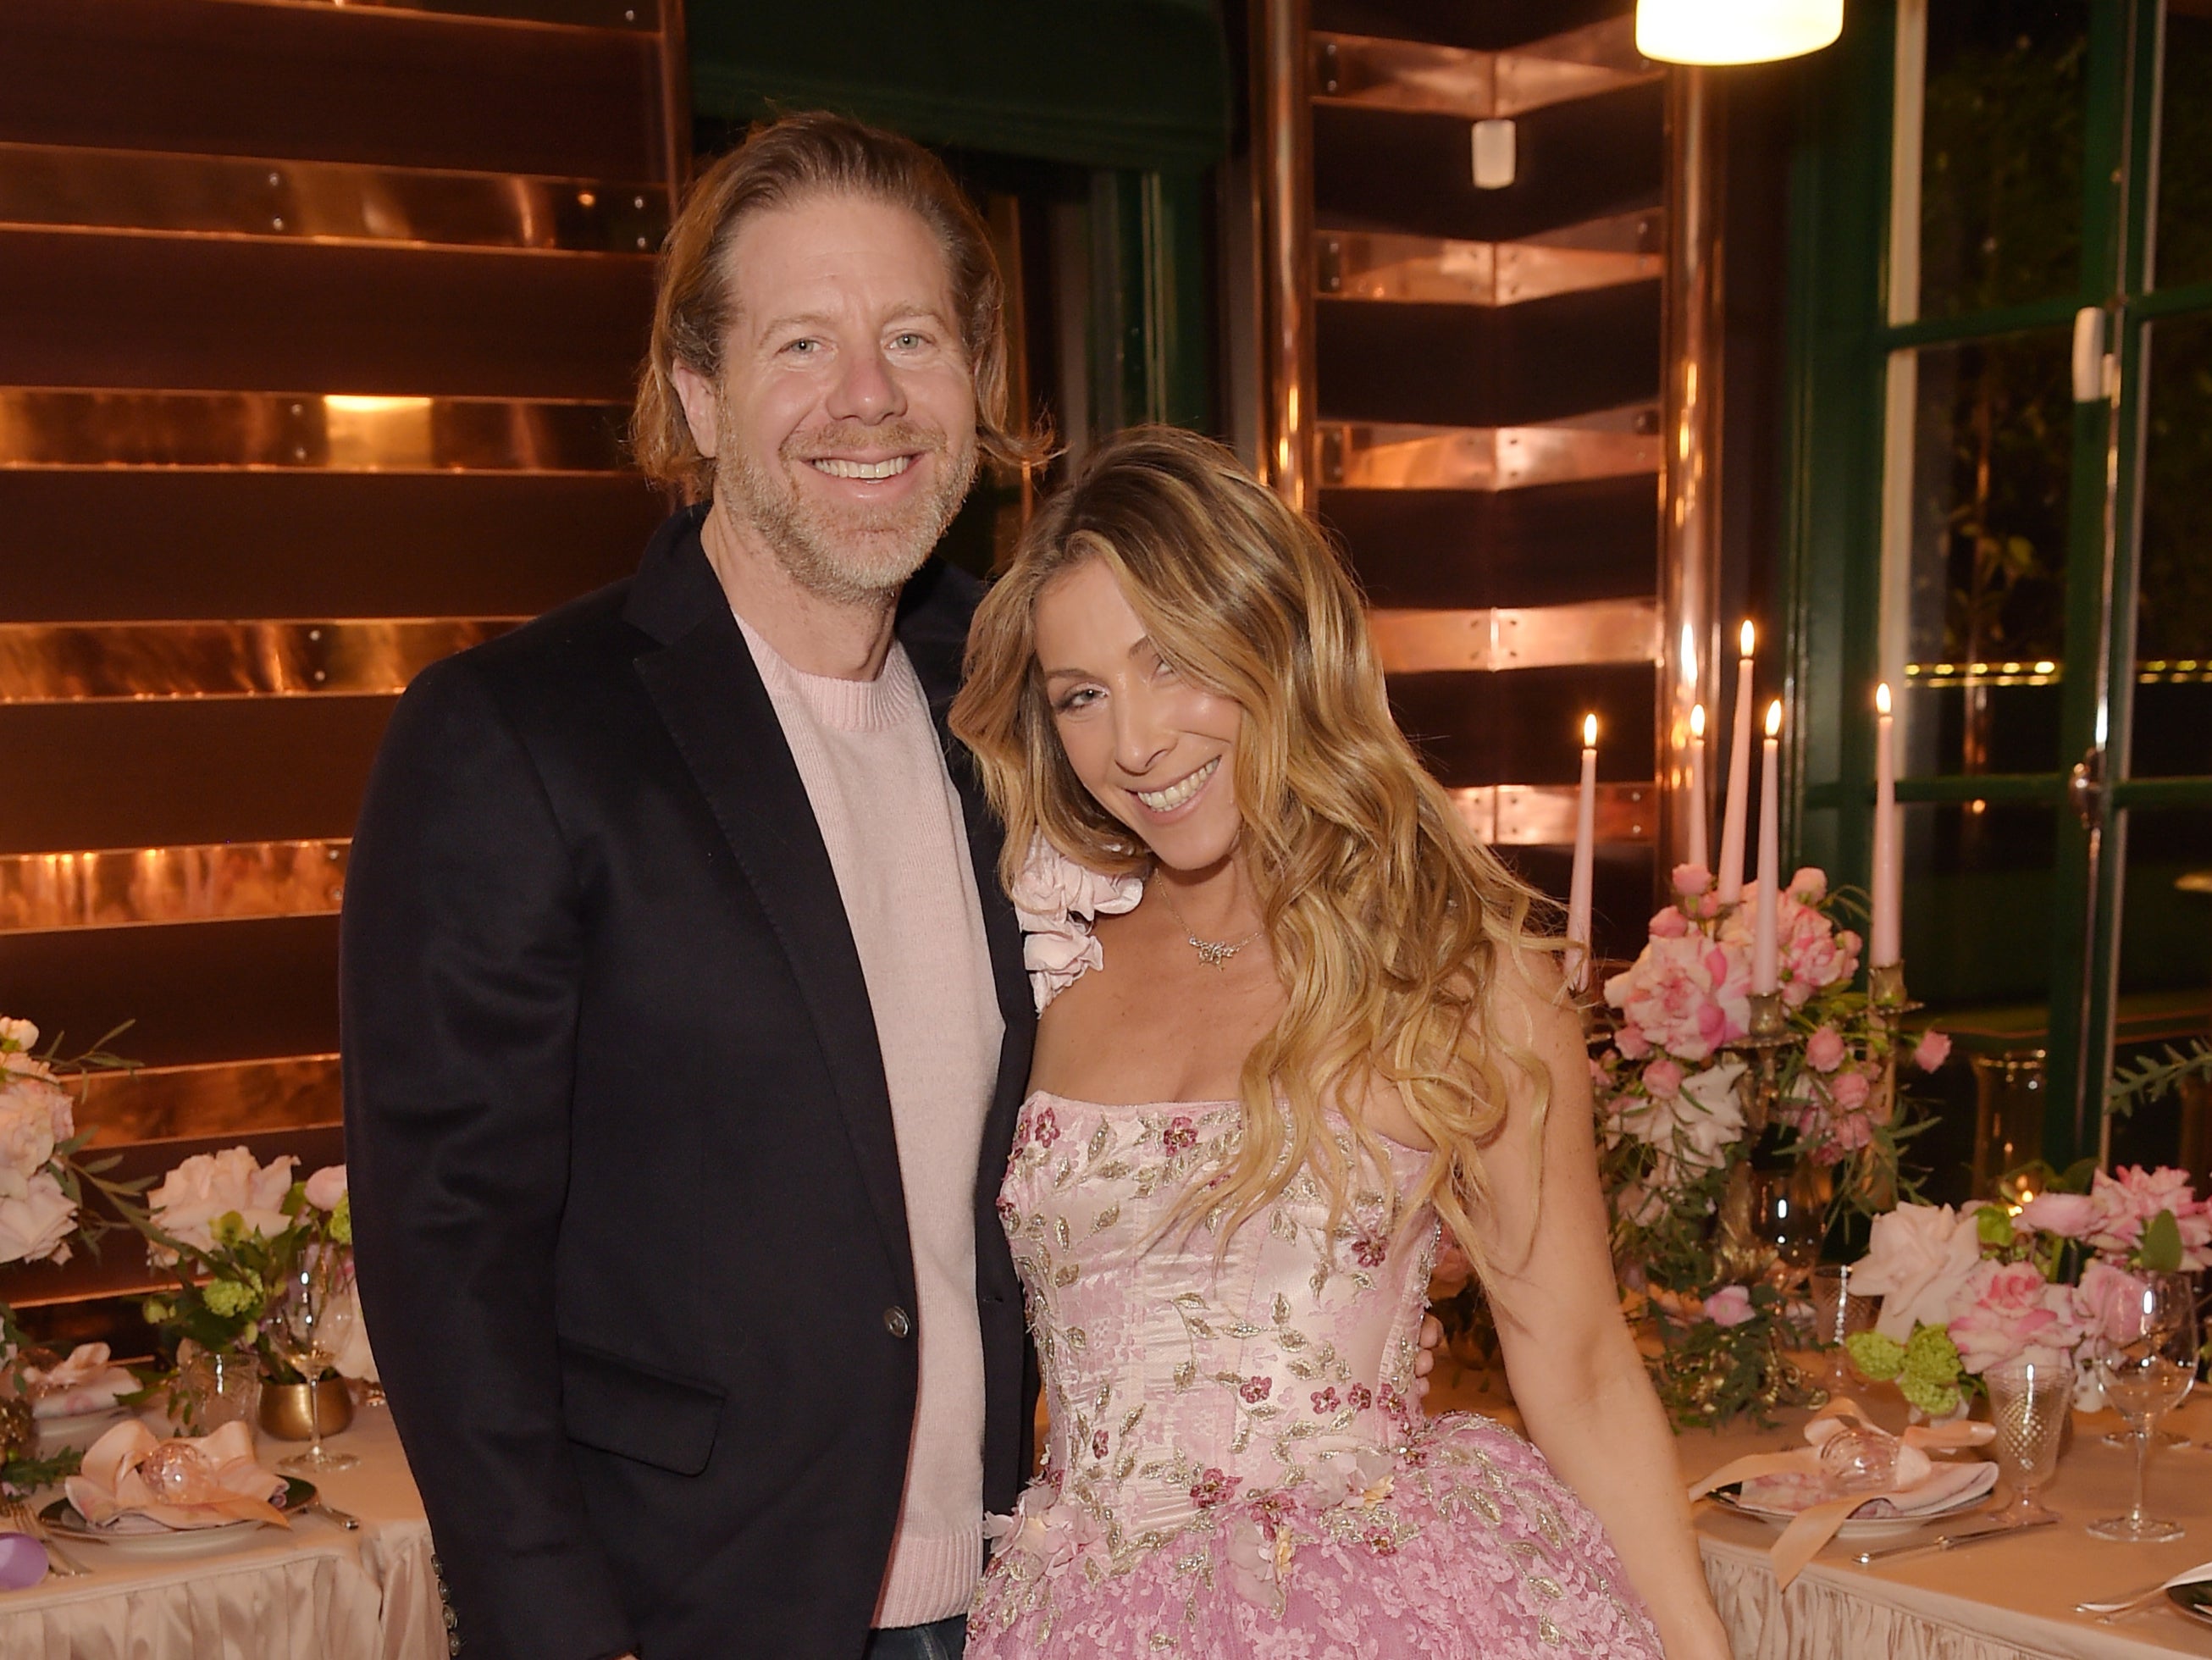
[951,426,1564,1270]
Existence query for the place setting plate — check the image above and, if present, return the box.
[1707,1468,1999,1543]
[39,1476,318,1560]
[2171,1581,2212,1630]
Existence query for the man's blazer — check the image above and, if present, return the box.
[343,506,1038,1660]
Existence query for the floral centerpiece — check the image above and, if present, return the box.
[1843,1168,2212,1415]
[1591,865,1948,1426]
[141,1148,356,1395]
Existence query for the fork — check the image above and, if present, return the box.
[2077,1578,2185,1621]
[2,1497,91,1579]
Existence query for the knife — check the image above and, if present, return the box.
[1852,1515,2054,1565]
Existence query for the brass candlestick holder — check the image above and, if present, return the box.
[1860,959,1921,1209]
[1728,988,1794,1136]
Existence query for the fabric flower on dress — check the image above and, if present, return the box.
[1008,836,1144,1011]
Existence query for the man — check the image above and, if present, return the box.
[346,109,1435,1660]
[346,113,1040,1660]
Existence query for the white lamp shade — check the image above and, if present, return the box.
[1635,0,1843,65]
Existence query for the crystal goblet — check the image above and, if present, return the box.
[1984,1350,2071,1525]
[2087,1273,2198,1543]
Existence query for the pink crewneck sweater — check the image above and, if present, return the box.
[735,611,1004,1627]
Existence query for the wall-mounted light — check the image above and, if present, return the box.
[1471,119,1516,190]
[1634,0,1843,65]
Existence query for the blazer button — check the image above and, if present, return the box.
[883,1305,913,1339]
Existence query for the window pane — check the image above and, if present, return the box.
[2104,804,2212,1174]
[2132,313,2212,778]
[1900,800,2057,1012]
[1916,1,2088,320]
[2153,9,2212,290]
[1900,331,2072,776]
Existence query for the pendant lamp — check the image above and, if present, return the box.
[1634,0,1843,65]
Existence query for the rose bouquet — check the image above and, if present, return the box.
[1843,1168,2212,1415]
[1592,865,1945,1425]
[140,1148,355,1383]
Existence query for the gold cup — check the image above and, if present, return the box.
[257,1376,354,1441]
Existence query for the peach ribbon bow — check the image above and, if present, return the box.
[1689,1397,1995,1587]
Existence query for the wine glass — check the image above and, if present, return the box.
[1756,1170,1823,1293]
[1985,1350,2071,1525]
[270,1246,360,1475]
[2088,1273,2200,1542]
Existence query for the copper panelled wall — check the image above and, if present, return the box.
[0,0,680,1342]
[1274,0,1667,951]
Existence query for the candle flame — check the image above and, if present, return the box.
[1765,699,1783,737]
[1690,703,1706,738]
[1876,681,1892,716]
[1739,619,1756,658]
[1582,713,1599,747]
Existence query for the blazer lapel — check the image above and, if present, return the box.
[627,517,915,1303]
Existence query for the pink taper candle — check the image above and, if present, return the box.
[1871,682,1900,966]
[1567,714,1597,992]
[1717,622,1756,904]
[1687,703,1709,874]
[1753,700,1782,996]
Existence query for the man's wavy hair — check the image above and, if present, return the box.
[951,426,1564,1273]
[631,109,1046,501]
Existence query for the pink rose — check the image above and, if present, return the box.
[1828,1069,1871,1111]
[1644,1058,1685,1099]
[1648,906,1690,939]
[1852,1203,1985,1340]
[1615,1024,1651,1060]
[2085,1167,2212,1268]
[1804,1026,1846,1074]
[1704,1285,1755,1327]
[1948,1259,2068,1374]
[1604,932,1750,1061]
[1671,864,1713,898]
[2016,1190,2096,1238]
[302,1165,347,1212]
[1914,1030,1952,1071]
[1788,868,1828,903]
[2072,1261,2152,1349]
[1831,1112,1872,1152]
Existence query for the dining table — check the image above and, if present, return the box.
[1679,1390,2212,1658]
[0,1403,445,1660]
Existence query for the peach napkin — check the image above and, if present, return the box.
[64,1419,290,1533]
[1690,1397,1996,1587]
[23,1343,135,1419]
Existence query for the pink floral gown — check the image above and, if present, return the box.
[966,1090,1663,1659]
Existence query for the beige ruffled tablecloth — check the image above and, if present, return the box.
[0,1407,441,1660]
[1680,1392,2212,1659]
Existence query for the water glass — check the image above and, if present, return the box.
[1985,1351,2071,1524]
[2088,1273,2200,1543]
[1807,1264,1877,1392]
[1756,1170,1823,1292]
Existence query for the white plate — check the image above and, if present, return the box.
[1708,1473,1999,1542]
[32,1406,130,1456]
[39,1477,315,1560]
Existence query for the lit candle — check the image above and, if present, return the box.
[1871,682,1900,967]
[1568,713,1597,992]
[1753,699,1782,996]
[1717,621,1756,904]
[1687,703,1710,875]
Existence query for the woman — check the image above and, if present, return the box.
[948,429,1728,1659]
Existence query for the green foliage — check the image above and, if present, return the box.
[2108,1041,2212,1122]
[1845,1330,1905,1382]
[2138,1209,2185,1275]
[0,1447,82,1496]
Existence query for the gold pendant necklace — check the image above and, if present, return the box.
[1155,883,1264,968]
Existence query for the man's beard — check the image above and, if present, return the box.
[718,417,978,607]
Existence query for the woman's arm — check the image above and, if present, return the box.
[1468,965,1732,1660]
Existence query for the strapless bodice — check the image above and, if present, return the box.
[996,1090,1437,1565]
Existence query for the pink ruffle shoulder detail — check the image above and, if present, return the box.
[1007,836,1143,1011]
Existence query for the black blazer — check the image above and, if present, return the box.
[343,506,1037,1660]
